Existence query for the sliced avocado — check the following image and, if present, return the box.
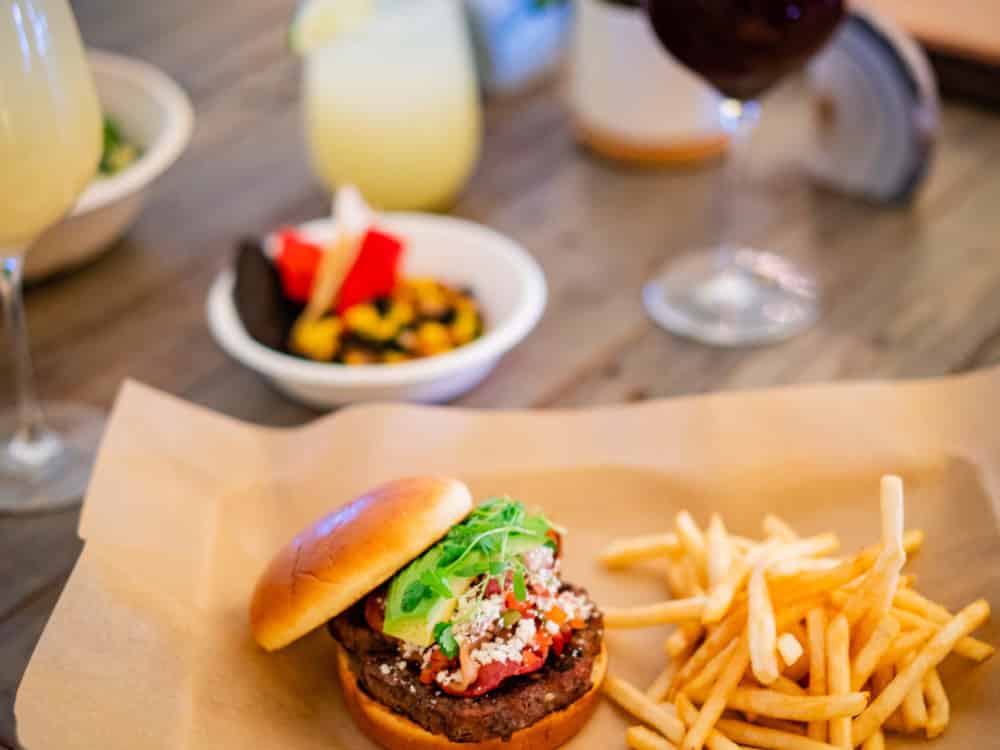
[383,546,472,646]
[383,537,548,647]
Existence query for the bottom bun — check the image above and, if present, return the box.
[335,642,607,750]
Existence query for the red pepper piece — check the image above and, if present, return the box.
[274,229,323,303]
[442,645,548,697]
[335,228,405,313]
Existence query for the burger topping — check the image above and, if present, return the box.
[367,497,596,697]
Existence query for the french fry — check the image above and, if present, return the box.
[893,587,951,622]
[667,621,704,659]
[826,614,852,749]
[772,534,842,564]
[676,511,709,589]
[870,663,892,697]
[672,607,747,696]
[675,693,742,750]
[749,561,781,685]
[852,599,991,745]
[704,556,751,624]
[685,638,740,697]
[681,636,751,750]
[754,716,809,735]
[647,664,679,702]
[771,558,842,576]
[901,528,925,555]
[604,674,686,744]
[600,533,682,569]
[627,725,678,750]
[715,718,842,750]
[685,686,870,721]
[890,607,995,662]
[783,622,812,682]
[667,560,695,599]
[768,553,872,604]
[778,633,804,669]
[879,476,905,559]
[600,477,990,750]
[877,627,935,670]
[706,514,732,589]
[923,667,950,739]
[898,652,928,732]
[605,596,707,628]
[770,675,808,697]
[806,607,828,743]
[764,513,800,542]
[850,615,900,691]
[860,729,884,750]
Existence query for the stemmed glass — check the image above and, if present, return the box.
[0,0,105,512]
[641,0,845,346]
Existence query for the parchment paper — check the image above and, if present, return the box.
[16,367,1000,749]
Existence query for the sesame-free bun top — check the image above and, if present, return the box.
[250,477,473,651]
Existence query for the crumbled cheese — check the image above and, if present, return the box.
[515,617,537,643]
[436,669,464,687]
[400,641,423,660]
[523,545,555,572]
[409,685,416,694]
[470,615,539,666]
[397,660,408,672]
[379,664,392,676]
[452,593,504,645]
[545,620,560,635]
[555,590,594,622]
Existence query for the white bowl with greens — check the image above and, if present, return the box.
[26,49,193,282]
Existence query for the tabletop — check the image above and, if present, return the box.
[3,1,1000,746]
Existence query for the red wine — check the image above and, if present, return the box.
[644,0,845,100]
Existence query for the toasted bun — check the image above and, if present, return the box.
[250,477,473,651]
[335,643,607,750]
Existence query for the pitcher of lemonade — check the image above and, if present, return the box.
[295,0,483,211]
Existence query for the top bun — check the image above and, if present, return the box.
[250,476,473,651]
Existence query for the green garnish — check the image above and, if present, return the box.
[99,116,141,176]
[383,497,553,645]
[434,622,458,658]
[513,568,527,602]
[501,609,522,629]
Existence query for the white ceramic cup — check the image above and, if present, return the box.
[569,0,727,166]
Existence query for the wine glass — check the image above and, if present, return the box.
[642,0,845,346]
[0,0,105,513]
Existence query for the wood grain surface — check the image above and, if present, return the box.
[2,0,1000,746]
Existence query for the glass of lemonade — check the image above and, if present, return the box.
[0,0,105,512]
[302,0,483,211]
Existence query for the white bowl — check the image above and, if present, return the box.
[25,49,194,282]
[207,214,548,407]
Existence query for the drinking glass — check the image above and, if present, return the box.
[303,0,482,211]
[641,0,845,345]
[0,0,104,512]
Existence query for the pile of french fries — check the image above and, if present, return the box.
[599,476,993,750]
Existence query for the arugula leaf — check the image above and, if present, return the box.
[513,568,527,601]
[436,623,458,658]
[420,568,454,599]
[401,581,430,613]
[488,561,505,576]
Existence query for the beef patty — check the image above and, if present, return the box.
[329,590,604,743]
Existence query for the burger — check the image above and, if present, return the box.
[249,476,606,750]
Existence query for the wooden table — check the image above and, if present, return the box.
[3,1,1000,746]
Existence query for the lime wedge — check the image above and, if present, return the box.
[289,0,375,55]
